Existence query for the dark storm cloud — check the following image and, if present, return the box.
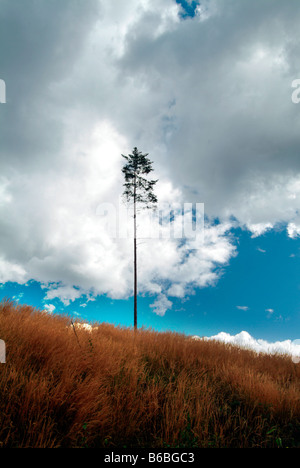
[1,0,300,308]
[114,0,300,226]
[0,0,100,170]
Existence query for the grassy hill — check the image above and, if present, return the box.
[0,299,299,448]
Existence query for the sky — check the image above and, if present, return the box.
[0,0,300,357]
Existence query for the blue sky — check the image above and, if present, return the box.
[176,0,199,18]
[0,0,300,352]
[1,225,299,343]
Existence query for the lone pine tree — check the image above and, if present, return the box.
[122,147,158,330]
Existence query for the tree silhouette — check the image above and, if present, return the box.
[121,147,158,330]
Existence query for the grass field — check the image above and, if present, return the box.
[0,299,299,448]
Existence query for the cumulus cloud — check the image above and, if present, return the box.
[114,0,300,229]
[287,222,300,239]
[44,304,56,314]
[193,331,300,361]
[150,294,173,316]
[1,0,300,312]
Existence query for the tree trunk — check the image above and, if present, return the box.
[133,178,137,330]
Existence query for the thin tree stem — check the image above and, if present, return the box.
[133,178,137,331]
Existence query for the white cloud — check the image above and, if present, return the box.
[287,222,300,239]
[0,258,28,285]
[150,294,173,316]
[44,285,84,307]
[167,283,185,298]
[236,306,249,311]
[0,119,236,310]
[193,331,300,361]
[137,221,237,314]
[44,304,56,314]
[1,0,300,314]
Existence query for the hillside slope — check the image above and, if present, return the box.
[0,299,299,448]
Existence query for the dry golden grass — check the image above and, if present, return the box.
[0,299,299,448]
